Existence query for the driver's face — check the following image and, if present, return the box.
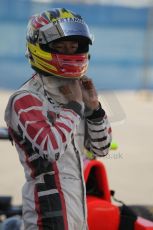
[49,40,79,55]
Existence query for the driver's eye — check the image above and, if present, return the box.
[49,41,79,54]
[56,45,64,49]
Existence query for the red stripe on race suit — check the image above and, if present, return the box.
[35,126,58,150]
[43,136,48,151]
[19,108,59,150]
[18,111,71,151]
[54,124,66,143]
[48,130,59,150]
[14,103,60,151]
[14,95,42,114]
[55,122,71,132]
[14,94,76,154]
[52,162,69,230]
[35,126,50,146]
[19,110,45,127]
[26,121,48,140]
[59,114,74,124]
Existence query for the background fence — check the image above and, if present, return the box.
[1,0,153,90]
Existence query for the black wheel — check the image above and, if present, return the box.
[128,205,153,221]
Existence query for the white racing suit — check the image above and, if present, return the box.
[5,74,112,230]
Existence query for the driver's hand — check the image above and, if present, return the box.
[81,76,99,110]
[59,80,83,104]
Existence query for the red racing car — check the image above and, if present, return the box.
[0,128,153,230]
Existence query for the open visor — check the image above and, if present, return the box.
[39,21,94,45]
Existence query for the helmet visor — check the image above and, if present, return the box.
[39,21,93,45]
